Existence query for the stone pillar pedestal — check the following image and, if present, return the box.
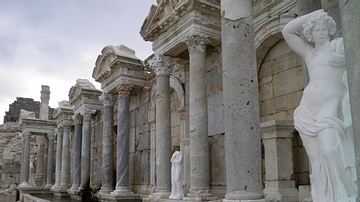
[110,83,139,199]
[260,120,298,201]
[52,129,63,190]
[221,1,264,201]
[184,34,215,200]
[148,54,178,200]
[69,115,83,191]
[80,110,95,191]
[20,132,32,188]
[99,93,115,194]
[45,132,55,188]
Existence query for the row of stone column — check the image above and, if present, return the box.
[96,83,135,196]
[20,132,56,189]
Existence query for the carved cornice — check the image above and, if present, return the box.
[117,83,133,98]
[147,54,179,77]
[185,34,210,54]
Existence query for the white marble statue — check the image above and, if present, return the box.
[282,9,357,202]
[169,151,183,200]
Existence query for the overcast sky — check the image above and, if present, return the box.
[0,0,157,123]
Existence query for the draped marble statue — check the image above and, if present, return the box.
[282,9,357,202]
[169,151,183,200]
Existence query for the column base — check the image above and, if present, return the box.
[184,188,218,201]
[224,190,265,202]
[263,181,298,202]
[19,182,32,188]
[44,183,53,188]
[150,191,171,201]
[98,191,141,201]
[99,187,114,194]
[298,185,312,202]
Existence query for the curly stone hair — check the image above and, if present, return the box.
[302,12,337,42]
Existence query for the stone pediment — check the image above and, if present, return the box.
[92,45,148,94]
[68,79,102,115]
[140,0,221,56]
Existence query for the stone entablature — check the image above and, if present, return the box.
[53,101,74,128]
[140,0,221,56]
[93,45,148,94]
[68,79,102,115]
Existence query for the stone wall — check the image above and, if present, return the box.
[258,40,303,123]
[3,97,54,124]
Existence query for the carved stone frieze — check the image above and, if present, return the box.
[116,83,133,98]
[147,54,179,77]
[185,34,210,54]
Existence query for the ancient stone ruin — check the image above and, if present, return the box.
[0,0,359,202]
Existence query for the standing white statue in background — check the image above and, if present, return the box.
[169,151,183,200]
[282,9,357,202]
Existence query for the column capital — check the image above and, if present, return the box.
[116,83,133,98]
[73,114,83,124]
[47,132,56,140]
[148,54,179,77]
[185,34,210,54]
[99,93,116,106]
[81,109,96,120]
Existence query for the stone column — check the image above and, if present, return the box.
[45,132,55,188]
[20,132,31,187]
[99,93,115,194]
[111,83,133,195]
[35,135,46,187]
[261,120,298,201]
[184,34,213,198]
[59,125,71,190]
[339,0,360,197]
[221,1,264,201]
[40,85,50,120]
[69,114,83,190]
[148,54,178,198]
[80,110,95,190]
[53,129,63,189]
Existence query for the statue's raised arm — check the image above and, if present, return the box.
[282,9,325,58]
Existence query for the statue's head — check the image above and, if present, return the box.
[302,11,337,42]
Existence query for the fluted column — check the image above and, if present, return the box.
[148,54,178,197]
[45,132,55,188]
[80,110,95,190]
[70,114,83,190]
[184,34,212,197]
[221,1,264,201]
[53,129,63,189]
[20,132,32,187]
[59,125,71,189]
[99,93,115,194]
[111,83,133,195]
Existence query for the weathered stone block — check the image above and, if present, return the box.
[259,76,273,101]
[206,64,222,95]
[208,91,224,136]
[135,132,150,151]
[273,66,303,97]
[271,52,298,75]
[209,134,226,185]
